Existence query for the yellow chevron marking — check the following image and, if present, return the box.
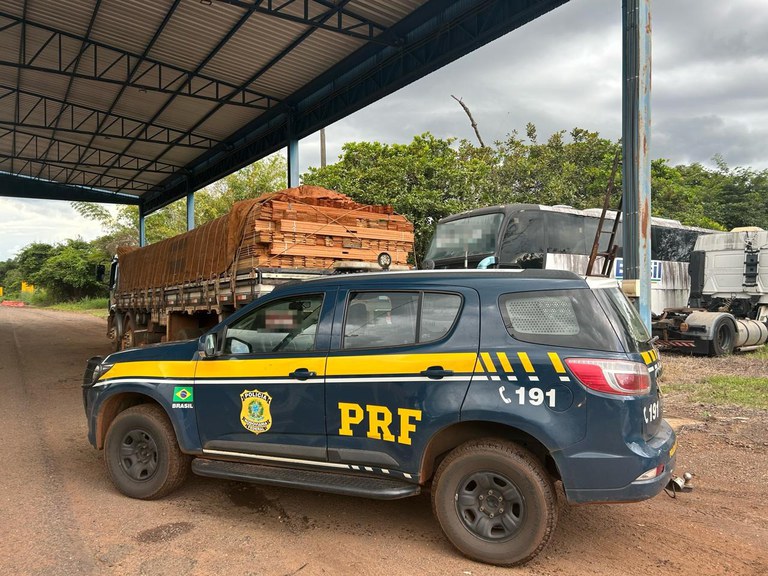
[327,352,477,376]
[100,361,195,381]
[517,352,535,373]
[641,351,652,365]
[496,352,514,373]
[548,352,566,373]
[481,352,496,373]
[651,349,658,361]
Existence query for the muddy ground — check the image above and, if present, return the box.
[0,306,766,576]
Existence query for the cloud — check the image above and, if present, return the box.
[0,198,107,261]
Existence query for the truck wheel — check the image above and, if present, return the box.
[431,439,557,566]
[121,315,135,350]
[104,404,190,500]
[709,317,735,356]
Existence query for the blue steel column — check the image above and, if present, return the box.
[287,114,299,187]
[138,206,146,247]
[622,0,652,330]
[186,191,195,231]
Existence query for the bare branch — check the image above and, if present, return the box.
[451,95,486,148]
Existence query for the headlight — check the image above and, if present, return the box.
[83,356,113,388]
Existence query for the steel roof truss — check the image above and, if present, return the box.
[217,0,394,44]
[0,12,279,110]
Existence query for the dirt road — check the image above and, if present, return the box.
[1,306,766,576]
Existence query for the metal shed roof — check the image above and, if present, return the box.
[0,0,568,214]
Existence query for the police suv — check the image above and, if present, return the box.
[83,269,675,566]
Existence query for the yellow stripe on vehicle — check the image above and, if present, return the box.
[100,361,195,381]
[480,352,496,373]
[548,352,566,373]
[196,357,327,379]
[651,349,658,361]
[496,352,514,373]
[641,351,652,365]
[327,352,478,376]
[517,352,535,373]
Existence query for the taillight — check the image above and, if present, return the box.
[564,358,651,396]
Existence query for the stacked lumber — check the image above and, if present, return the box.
[234,186,413,270]
[116,186,413,292]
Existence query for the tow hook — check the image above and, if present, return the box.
[665,471,694,497]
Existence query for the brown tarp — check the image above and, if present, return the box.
[116,186,413,292]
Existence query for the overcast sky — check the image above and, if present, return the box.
[2,0,767,262]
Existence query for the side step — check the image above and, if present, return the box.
[191,458,421,500]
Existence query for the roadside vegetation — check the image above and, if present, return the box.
[2,125,768,304]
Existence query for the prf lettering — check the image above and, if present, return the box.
[338,402,422,445]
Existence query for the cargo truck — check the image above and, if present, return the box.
[106,186,413,350]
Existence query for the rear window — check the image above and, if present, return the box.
[499,289,623,352]
[592,287,651,353]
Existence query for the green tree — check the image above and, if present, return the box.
[15,242,54,282]
[32,239,109,301]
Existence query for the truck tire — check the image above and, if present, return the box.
[120,315,135,350]
[709,317,735,356]
[104,404,190,500]
[431,439,557,566]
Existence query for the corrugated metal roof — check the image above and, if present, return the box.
[0,0,569,208]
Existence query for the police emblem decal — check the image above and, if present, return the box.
[240,389,273,435]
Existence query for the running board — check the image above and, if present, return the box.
[191,458,420,500]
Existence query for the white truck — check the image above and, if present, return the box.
[653,228,768,356]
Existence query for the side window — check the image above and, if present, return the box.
[499,289,623,352]
[343,291,462,350]
[420,293,462,342]
[225,293,324,354]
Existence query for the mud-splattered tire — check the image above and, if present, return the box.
[104,404,190,500]
[432,439,557,566]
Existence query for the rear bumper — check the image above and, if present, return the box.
[558,419,677,504]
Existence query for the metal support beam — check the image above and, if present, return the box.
[287,115,299,187]
[622,0,652,330]
[139,206,146,247]
[0,172,139,204]
[186,191,195,231]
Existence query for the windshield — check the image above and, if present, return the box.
[426,213,504,261]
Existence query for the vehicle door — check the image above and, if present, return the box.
[325,287,480,479]
[195,290,332,463]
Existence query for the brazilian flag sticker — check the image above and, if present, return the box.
[173,386,194,403]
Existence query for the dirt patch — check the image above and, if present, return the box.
[1,307,766,576]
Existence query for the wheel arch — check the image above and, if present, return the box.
[95,392,166,450]
[419,421,561,484]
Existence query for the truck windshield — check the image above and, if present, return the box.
[426,213,504,260]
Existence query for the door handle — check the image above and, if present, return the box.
[420,366,454,379]
[289,368,317,380]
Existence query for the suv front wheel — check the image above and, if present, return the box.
[431,439,557,566]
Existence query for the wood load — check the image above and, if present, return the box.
[116,186,414,292]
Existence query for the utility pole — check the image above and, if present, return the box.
[320,128,327,168]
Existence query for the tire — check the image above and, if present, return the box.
[120,315,135,351]
[708,317,735,357]
[431,439,557,566]
[104,404,190,500]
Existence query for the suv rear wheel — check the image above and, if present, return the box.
[431,439,557,566]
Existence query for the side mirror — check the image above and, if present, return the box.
[199,330,224,358]
[96,264,106,282]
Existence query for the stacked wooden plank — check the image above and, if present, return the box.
[234,186,413,270]
[116,186,413,293]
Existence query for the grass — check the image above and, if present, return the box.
[49,297,110,319]
[664,375,768,410]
